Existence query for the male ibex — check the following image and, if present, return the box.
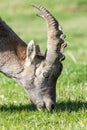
[0,4,67,112]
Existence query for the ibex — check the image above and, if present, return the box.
[0,4,67,112]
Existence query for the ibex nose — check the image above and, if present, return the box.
[43,99,55,112]
[43,96,55,112]
[51,104,55,110]
[46,103,55,112]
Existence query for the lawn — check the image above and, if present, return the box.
[0,0,87,130]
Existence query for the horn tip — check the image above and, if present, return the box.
[32,4,39,9]
[32,4,35,7]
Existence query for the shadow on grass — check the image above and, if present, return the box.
[55,101,87,112]
[0,101,87,113]
[0,103,36,112]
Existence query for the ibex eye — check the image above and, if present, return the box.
[43,72,49,78]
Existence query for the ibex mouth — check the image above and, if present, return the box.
[37,101,46,111]
[37,100,55,112]
[37,104,55,112]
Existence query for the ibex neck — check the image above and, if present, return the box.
[0,18,28,84]
[0,58,24,79]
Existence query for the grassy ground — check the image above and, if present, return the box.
[0,0,87,130]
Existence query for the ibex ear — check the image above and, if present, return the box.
[27,40,36,63]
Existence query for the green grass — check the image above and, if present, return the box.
[0,0,87,130]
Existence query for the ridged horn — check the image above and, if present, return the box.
[32,4,67,62]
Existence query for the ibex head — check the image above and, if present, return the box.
[21,4,67,111]
[0,4,67,112]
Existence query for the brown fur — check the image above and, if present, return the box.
[0,18,27,60]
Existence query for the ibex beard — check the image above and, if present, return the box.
[0,4,67,112]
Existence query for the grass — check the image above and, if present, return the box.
[0,0,87,130]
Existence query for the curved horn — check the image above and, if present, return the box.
[32,4,67,62]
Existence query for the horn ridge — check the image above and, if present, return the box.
[32,4,67,62]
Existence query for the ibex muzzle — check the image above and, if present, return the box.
[0,4,67,112]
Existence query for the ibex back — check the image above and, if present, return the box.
[0,4,67,112]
